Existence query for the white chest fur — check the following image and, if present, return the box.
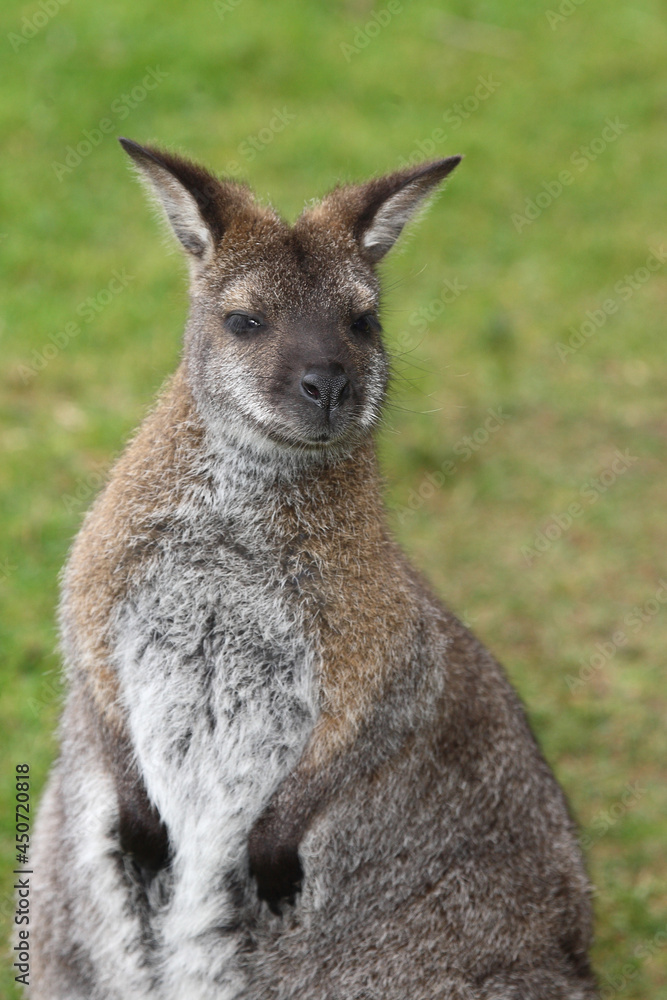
[111,446,320,998]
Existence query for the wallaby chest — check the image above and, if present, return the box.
[111,469,320,854]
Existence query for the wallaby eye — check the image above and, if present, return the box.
[350,313,381,338]
[225,312,264,336]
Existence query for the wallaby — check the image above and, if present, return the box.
[31,139,597,1000]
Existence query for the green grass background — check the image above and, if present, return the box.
[1,0,666,995]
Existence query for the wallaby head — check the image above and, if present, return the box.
[119,138,460,459]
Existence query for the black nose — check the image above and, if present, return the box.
[300,365,351,412]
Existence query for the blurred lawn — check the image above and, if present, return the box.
[1,0,666,996]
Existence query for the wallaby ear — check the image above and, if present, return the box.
[118,138,250,265]
[313,156,462,264]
